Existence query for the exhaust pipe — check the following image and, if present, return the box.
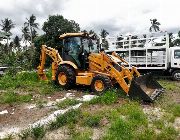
[128,73,164,102]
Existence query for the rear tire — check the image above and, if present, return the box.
[56,65,76,89]
[91,75,112,93]
[172,70,180,81]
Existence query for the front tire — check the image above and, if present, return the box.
[56,65,76,89]
[172,70,180,81]
[91,75,112,93]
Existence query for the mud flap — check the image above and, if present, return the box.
[128,73,164,102]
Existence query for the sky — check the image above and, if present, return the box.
[0,0,180,37]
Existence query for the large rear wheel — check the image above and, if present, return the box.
[56,65,76,89]
[91,75,112,93]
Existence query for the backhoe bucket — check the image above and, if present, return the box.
[128,73,164,102]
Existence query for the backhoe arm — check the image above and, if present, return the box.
[37,45,63,81]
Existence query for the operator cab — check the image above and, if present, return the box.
[60,33,99,70]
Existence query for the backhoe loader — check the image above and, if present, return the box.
[37,32,163,102]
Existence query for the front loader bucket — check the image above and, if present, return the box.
[128,73,164,102]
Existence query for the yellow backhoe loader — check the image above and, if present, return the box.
[37,32,163,102]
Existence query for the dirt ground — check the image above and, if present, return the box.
[0,80,180,139]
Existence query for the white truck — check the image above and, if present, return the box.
[106,32,180,80]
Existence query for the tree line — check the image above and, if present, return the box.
[0,16,180,73]
[0,14,109,72]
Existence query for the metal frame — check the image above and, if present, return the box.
[107,32,169,70]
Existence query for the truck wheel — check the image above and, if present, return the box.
[91,75,112,93]
[172,70,180,81]
[56,65,76,89]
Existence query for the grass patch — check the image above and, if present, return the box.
[135,128,156,140]
[0,92,32,104]
[117,102,148,127]
[71,128,92,140]
[82,114,101,127]
[103,117,134,140]
[0,71,61,94]
[49,109,81,130]
[36,100,47,108]
[31,125,46,140]
[158,80,177,91]
[88,90,118,105]
[170,104,180,117]
[56,99,80,109]
[156,126,178,140]
[153,119,165,129]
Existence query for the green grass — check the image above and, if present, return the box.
[71,129,92,140]
[0,71,60,94]
[103,118,134,140]
[158,80,178,91]
[49,109,81,130]
[102,102,149,140]
[82,114,101,127]
[0,92,32,104]
[31,125,46,140]
[56,99,80,109]
[88,90,118,105]
[156,126,178,140]
[170,104,180,117]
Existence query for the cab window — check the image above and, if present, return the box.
[174,50,180,59]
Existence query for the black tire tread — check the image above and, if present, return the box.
[56,65,76,89]
[91,74,112,93]
[172,70,180,81]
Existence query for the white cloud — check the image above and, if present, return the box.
[0,0,180,37]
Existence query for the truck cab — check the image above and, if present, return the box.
[170,47,180,68]
[170,47,180,80]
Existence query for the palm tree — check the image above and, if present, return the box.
[100,29,109,39]
[0,18,15,53]
[149,19,161,32]
[22,26,31,48]
[13,35,21,51]
[100,29,109,50]
[24,14,39,45]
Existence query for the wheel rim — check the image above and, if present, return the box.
[58,72,67,85]
[94,80,104,91]
[174,72,180,80]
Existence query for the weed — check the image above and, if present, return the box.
[31,125,46,140]
[49,109,81,130]
[56,99,80,109]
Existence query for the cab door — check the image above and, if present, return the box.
[171,48,180,68]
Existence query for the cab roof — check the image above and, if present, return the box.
[59,32,89,39]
